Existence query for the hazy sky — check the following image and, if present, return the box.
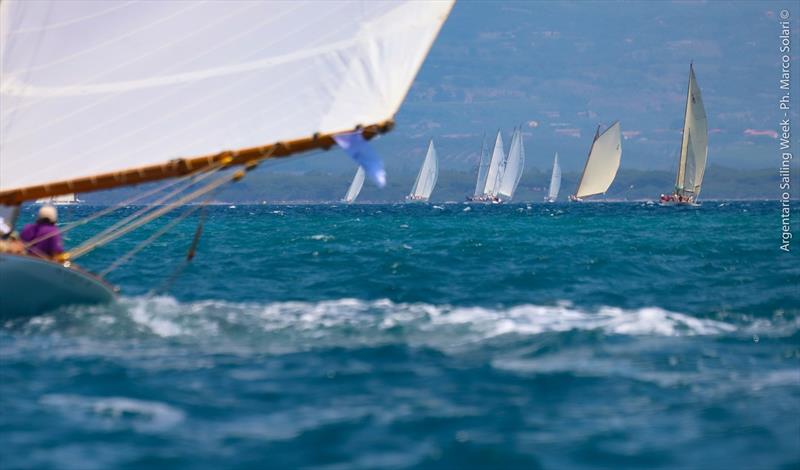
[341,0,799,175]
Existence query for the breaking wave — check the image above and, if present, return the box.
[6,297,796,354]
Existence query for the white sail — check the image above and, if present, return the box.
[0,1,454,193]
[343,166,365,203]
[574,122,622,199]
[483,131,505,196]
[408,139,438,200]
[496,128,524,200]
[547,153,561,201]
[675,65,708,198]
[472,135,489,197]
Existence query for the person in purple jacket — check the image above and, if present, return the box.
[20,205,64,259]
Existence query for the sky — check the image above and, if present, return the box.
[289,0,799,176]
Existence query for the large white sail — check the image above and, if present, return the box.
[482,131,505,196]
[496,128,525,200]
[472,135,489,197]
[408,139,438,201]
[675,65,708,198]
[0,1,454,194]
[547,153,561,201]
[574,122,622,199]
[343,167,365,203]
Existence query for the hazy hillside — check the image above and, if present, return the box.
[268,1,797,176]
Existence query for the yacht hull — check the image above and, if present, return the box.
[0,253,115,318]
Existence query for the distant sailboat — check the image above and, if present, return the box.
[470,134,489,200]
[468,130,504,203]
[660,64,708,206]
[545,153,561,202]
[343,167,365,204]
[35,194,81,205]
[406,139,438,202]
[496,128,525,202]
[570,122,622,201]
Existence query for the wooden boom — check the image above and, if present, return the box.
[0,121,394,205]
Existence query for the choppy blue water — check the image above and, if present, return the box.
[2,202,798,469]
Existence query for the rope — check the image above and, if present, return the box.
[148,204,208,297]
[22,159,224,251]
[67,167,241,260]
[99,202,205,277]
[66,159,228,255]
[66,141,273,261]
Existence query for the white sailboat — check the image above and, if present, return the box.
[468,130,505,203]
[660,64,708,206]
[0,1,454,317]
[496,127,525,202]
[406,139,438,202]
[570,121,622,201]
[545,153,561,202]
[343,167,365,204]
[469,134,489,200]
[35,194,82,205]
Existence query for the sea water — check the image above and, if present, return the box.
[1,202,798,469]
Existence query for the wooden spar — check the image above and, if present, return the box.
[0,120,394,205]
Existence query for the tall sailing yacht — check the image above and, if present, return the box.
[468,128,524,203]
[405,139,439,202]
[660,63,708,206]
[495,127,525,202]
[0,1,454,316]
[569,122,622,202]
[343,167,365,204]
[545,153,561,202]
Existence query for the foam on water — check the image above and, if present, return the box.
[9,296,794,353]
[40,394,185,433]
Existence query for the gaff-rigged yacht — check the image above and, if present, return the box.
[569,122,622,202]
[0,1,454,317]
[405,139,439,202]
[660,64,708,206]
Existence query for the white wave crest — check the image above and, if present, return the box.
[11,297,792,358]
[116,297,738,342]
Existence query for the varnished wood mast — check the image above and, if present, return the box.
[0,121,394,205]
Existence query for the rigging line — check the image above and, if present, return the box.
[66,160,229,255]
[22,160,224,250]
[67,169,238,260]
[147,203,209,297]
[68,146,273,260]
[98,200,205,277]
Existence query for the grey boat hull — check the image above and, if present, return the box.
[0,253,115,318]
